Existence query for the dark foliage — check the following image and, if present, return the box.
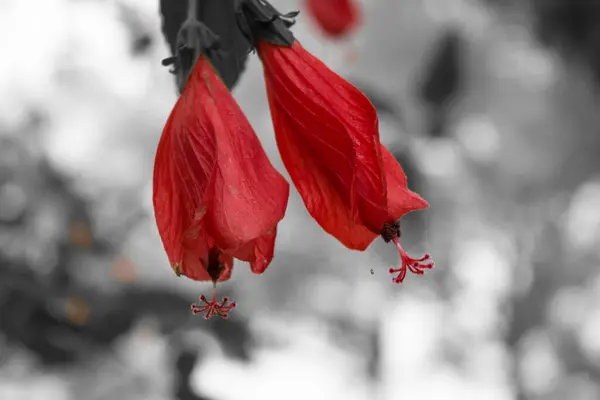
[530,0,600,83]
[0,260,252,366]
[417,28,464,138]
[0,131,253,370]
[175,350,213,400]
[159,0,251,91]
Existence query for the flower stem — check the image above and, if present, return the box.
[187,0,198,21]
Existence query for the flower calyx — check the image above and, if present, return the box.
[235,0,298,48]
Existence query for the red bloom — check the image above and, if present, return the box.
[153,55,289,318]
[257,39,433,283]
[305,0,360,38]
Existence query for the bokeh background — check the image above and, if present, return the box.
[1,0,600,399]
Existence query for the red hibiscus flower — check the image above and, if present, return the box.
[153,49,289,319]
[236,0,434,284]
[305,0,360,38]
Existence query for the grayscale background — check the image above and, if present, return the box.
[1,0,600,399]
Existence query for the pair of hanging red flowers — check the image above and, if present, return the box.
[153,0,433,319]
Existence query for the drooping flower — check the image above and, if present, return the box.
[153,25,289,318]
[304,0,360,38]
[235,0,434,283]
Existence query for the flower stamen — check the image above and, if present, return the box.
[381,221,434,284]
[388,237,434,284]
[191,282,236,319]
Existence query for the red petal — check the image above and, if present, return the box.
[153,57,219,280]
[153,122,186,267]
[233,226,278,274]
[381,145,429,221]
[268,85,377,250]
[195,58,290,252]
[305,0,360,37]
[260,41,388,233]
[259,43,357,213]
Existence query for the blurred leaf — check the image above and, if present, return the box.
[64,296,91,326]
[531,0,600,83]
[175,350,214,400]
[110,257,137,284]
[118,3,154,56]
[68,221,94,249]
[417,28,464,138]
[418,28,463,108]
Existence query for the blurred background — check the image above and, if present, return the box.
[1,0,600,399]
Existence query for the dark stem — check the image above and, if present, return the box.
[185,0,204,64]
[186,0,198,21]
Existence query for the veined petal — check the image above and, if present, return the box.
[153,121,186,269]
[260,41,388,232]
[153,57,219,280]
[196,57,290,252]
[381,145,429,220]
[269,87,377,250]
[169,57,218,215]
[260,42,357,212]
